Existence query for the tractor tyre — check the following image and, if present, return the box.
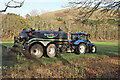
[91,45,96,53]
[29,44,43,58]
[46,44,57,58]
[78,43,86,54]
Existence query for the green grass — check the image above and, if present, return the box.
[94,42,118,55]
[2,41,119,78]
[1,41,118,66]
[1,41,14,47]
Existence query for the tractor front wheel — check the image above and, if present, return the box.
[91,45,96,53]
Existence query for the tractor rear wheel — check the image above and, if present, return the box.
[78,43,86,54]
[46,44,56,57]
[30,44,43,58]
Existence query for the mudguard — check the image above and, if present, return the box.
[74,40,84,45]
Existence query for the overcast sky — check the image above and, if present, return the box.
[0,0,68,17]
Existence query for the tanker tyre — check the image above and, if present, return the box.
[46,44,57,58]
[30,44,43,58]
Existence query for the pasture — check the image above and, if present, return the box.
[1,41,119,78]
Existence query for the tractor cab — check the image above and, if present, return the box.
[69,32,91,45]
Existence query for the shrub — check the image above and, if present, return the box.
[56,17,63,21]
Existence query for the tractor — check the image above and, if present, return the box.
[68,32,96,54]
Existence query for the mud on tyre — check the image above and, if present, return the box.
[29,44,43,58]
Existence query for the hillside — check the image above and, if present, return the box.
[41,7,119,20]
[1,7,119,41]
[1,13,31,40]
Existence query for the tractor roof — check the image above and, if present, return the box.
[71,32,86,35]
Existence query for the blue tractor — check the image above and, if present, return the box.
[68,32,96,54]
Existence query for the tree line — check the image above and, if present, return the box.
[1,10,118,41]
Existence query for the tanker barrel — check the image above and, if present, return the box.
[34,31,68,39]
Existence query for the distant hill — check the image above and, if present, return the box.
[40,7,119,20]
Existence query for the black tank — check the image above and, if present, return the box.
[20,30,68,40]
[34,30,68,39]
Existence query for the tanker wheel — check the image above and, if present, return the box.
[46,44,56,58]
[30,44,43,58]
[91,45,96,53]
[78,43,86,54]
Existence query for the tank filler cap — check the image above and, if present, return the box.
[58,27,62,31]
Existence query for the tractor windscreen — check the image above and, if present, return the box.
[71,34,88,40]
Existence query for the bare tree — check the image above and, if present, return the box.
[67,0,120,20]
[0,0,25,12]
[30,9,40,16]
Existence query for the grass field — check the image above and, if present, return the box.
[2,41,120,78]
